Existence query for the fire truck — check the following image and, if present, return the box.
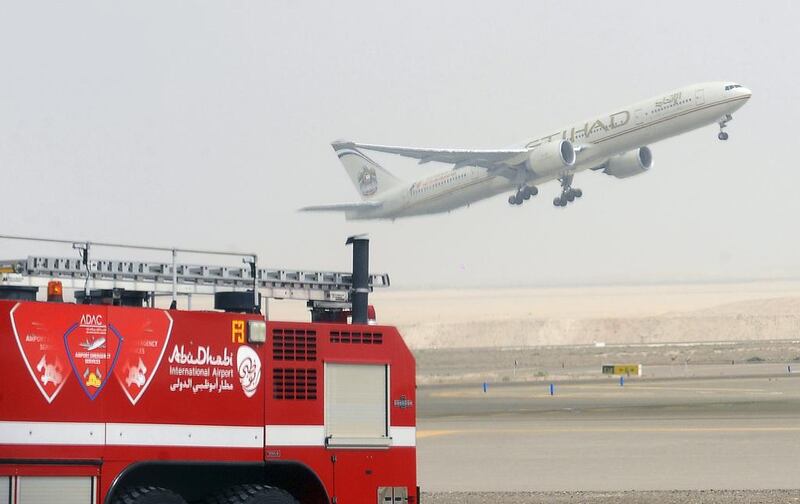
[0,235,417,504]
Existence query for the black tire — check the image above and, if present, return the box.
[204,484,298,504]
[574,188,583,198]
[718,132,729,141]
[113,486,186,504]
[530,186,539,196]
[508,195,516,205]
[552,197,561,206]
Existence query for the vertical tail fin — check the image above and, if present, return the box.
[332,140,403,200]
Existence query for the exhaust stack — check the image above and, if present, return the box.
[346,234,369,325]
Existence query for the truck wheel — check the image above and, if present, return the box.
[114,486,187,504]
[205,484,298,504]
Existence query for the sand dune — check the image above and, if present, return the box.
[266,281,800,349]
[399,310,800,348]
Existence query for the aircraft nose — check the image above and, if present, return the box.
[739,86,752,99]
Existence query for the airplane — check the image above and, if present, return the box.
[79,337,106,351]
[301,81,752,220]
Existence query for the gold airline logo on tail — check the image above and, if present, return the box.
[359,165,378,196]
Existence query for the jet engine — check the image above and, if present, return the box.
[526,140,576,177]
[603,146,653,179]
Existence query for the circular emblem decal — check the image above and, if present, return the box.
[236,345,262,398]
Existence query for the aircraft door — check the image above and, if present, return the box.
[695,89,705,105]
[634,109,644,125]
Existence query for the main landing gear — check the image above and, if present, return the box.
[508,185,538,205]
[718,114,732,141]
[553,174,582,207]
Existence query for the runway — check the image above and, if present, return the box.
[416,373,800,491]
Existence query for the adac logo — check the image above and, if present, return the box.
[64,315,122,400]
[358,165,378,196]
[80,314,104,328]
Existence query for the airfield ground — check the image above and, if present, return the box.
[416,341,800,503]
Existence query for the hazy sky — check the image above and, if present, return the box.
[1,1,797,288]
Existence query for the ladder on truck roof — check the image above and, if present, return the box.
[0,234,388,308]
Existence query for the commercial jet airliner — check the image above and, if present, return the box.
[301,81,752,220]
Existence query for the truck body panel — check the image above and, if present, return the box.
[0,300,416,504]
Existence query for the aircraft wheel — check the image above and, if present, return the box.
[718,132,729,141]
[508,195,516,205]
[559,198,568,207]
[522,189,532,200]
[553,197,561,207]
[530,186,539,196]
[574,188,583,198]
[566,192,575,202]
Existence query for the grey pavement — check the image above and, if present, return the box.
[417,373,800,492]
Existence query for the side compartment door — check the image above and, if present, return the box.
[325,363,389,448]
[326,363,390,503]
[16,475,96,504]
[0,476,9,503]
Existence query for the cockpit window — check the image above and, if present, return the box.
[725,84,742,91]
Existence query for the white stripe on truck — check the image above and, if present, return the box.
[0,421,416,448]
[0,420,105,446]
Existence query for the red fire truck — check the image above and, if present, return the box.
[0,235,417,504]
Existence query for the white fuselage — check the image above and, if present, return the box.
[348,81,751,219]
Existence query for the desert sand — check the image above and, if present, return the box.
[267,280,800,349]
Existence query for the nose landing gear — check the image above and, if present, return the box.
[553,175,582,207]
[718,114,732,141]
[508,185,538,205]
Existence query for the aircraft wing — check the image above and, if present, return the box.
[344,141,529,169]
[299,201,383,212]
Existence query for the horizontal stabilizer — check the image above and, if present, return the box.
[300,201,383,212]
